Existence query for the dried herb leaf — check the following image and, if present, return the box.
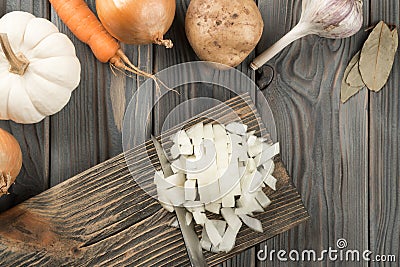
[346,51,365,87]
[392,28,398,54]
[341,51,364,103]
[359,21,396,92]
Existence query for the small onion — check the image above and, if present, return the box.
[96,0,176,48]
[0,128,22,196]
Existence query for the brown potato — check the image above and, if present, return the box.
[185,0,264,68]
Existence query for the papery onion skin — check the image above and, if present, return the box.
[96,0,176,47]
[0,128,22,196]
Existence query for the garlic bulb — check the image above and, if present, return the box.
[251,0,363,70]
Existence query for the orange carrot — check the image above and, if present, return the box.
[49,0,153,79]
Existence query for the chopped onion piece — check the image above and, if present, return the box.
[160,202,174,213]
[154,171,171,189]
[221,208,242,232]
[171,158,185,172]
[180,144,194,155]
[238,141,248,162]
[205,202,221,214]
[240,172,252,194]
[248,138,263,157]
[170,144,180,159]
[193,211,207,225]
[239,165,246,176]
[261,160,275,177]
[200,228,212,251]
[186,211,193,225]
[235,207,250,215]
[222,191,236,207]
[157,186,172,206]
[205,220,223,247]
[183,200,205,212]
[179,140,216,172]
[212,124,226,139]
[211,220,227,236]
[226,122,248,135]
[238,214,263,233]
[247,158,256,172]
[231,181,242,196]
[187,123,204,144]
[210,245,221,253]
[170,163,180,174]
[255,191,272,208]
[237,194,264,213]
[165,173,186,187]
[247,135,257,146]
[170,219,179,228]
[246,130,256,138]
[219,225,241,252]
[165,187,185,206]
[197,162,220,204]
[173,130,192,146]
[255,143,279,167]
[184,180,197,201]
[264,175,277,191]
[203,123,214,140]
[214,124,229,172]
[227,142,232,153]
[248,171,263,193]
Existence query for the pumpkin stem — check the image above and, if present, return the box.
[0,33,30,75]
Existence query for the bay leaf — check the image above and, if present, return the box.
[392,28,398,54]
[359,21,396,92]
[341,51,364,103]
[345,51,365,88]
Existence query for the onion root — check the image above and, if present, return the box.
[0,172,13,196]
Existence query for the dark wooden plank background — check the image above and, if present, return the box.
[0,0,398,266]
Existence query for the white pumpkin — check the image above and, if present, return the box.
[0,11,81,124]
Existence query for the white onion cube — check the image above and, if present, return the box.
[219,225,241,252]
[184,180,197,201]
[264,175,277,191]
[226,122,248,135]
[193,211,207,225]
[203,123,214,140]
[255,191,272,208]
[205,202,221,214]
[238,214,263,233]
[200,228,212,251]
[221,208,242,231]
[255,143,280,167]
[205,220,223,247]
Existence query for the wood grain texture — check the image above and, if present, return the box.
[256,0,372,266]
[0,95,308,266]
[0,1,50,212]
[2,0,400,266]
[49,0,153,186]
[368,2,400,265]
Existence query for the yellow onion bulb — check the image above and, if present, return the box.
[96,0,176,48]
[0,128,22,196]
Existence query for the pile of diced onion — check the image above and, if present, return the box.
[154,122,279,253]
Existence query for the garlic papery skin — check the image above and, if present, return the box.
[251,0,363,70]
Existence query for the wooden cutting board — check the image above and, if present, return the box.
[0,94,309,266]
